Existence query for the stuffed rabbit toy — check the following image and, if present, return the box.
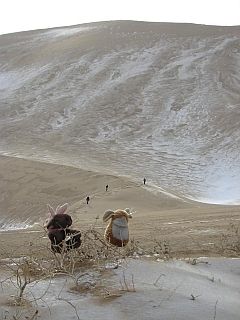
[45,203,81,253]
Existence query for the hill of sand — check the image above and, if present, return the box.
[0,21,240,319]
[1,154,239,259]
[1,21,240,204]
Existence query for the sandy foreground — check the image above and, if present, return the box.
[1,257,240,320]
[0,155,240,319]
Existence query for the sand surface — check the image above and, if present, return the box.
[1,21,240,204]
[1,20,240,319]
[0,155,239,319]
[0,154,239,259]
[0,256,239,320]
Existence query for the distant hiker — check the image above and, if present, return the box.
[106,184,109,191]
[143,177,146,185]
[86,196,90,204]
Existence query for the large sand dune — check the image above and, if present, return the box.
[0,21,240,204]
[0,21,240,319]
[1,20,240,254]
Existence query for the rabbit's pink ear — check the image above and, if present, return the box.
[47,204,55,217]
[56,203,68,215]
[43,219,49,228]
[55,205,61,214]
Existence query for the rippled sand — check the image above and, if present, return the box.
[0,21,240,203]
[1,21,240,320]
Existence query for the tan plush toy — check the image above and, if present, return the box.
[103,208,133,247]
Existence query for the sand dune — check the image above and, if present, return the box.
[0,21,240,203]
[0,154,239,258]
[0,19,239,262]
[0,21,240,320]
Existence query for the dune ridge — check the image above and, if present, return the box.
[0,21,240,203]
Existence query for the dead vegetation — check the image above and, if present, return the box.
[1,218,239,319]
[0,217,175,320]
[217,222,240,256]
[0,222,143,318]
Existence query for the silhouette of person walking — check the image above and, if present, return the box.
[86,196,90,204]
[106,184,109,191]
[143,177,146,185]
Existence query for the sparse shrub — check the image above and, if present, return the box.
[0,218,174,317]
[0,255,50,306]
[218,222,240,256]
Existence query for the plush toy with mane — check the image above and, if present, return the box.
[103,208,133,247]
[45,203,81,253]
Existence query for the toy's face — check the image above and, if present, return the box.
[112,216,129,241]
[112,215,128,227]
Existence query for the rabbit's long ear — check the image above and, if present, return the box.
[103,210,115,222]
[47,204,55,217]
[43,219,50,228]
[56,203,68,215]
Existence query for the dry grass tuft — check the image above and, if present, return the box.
[217,222,240,256]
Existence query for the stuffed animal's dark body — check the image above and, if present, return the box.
[45,204,81,253]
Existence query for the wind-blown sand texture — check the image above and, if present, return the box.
[0,21,240,204]
[0,20,240,319]
[0,256,240,320]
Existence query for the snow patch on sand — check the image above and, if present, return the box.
[1,257,239,320]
